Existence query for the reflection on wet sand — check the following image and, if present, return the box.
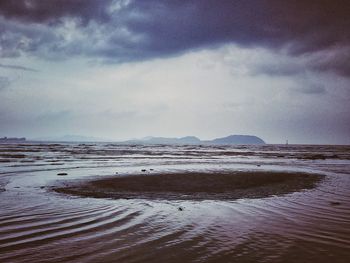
[0,143,350,262]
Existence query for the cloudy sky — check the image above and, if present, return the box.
[0,0,349,144]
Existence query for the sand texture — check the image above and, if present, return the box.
[53,171,324,200]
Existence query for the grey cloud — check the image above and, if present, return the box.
[302,84,326,95]
[251,62,306,77]
[0,0,349,77]
[0,0,114,24]
[0,63,38,72]
[0,76,11,90]
[292,84,327,95]
[308,48,350,77]
[249,47,350,78]
[0,16,59,58]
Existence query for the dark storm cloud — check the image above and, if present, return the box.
[309,49,350,77]
[0,0,113,23]
[0,0,349,75]
[113,0,350,59]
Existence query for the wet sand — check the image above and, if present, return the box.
[53,171,324,200]
[2,143,350,263]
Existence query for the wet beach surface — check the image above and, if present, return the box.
[0,143,350,262]
[53,171,324,201]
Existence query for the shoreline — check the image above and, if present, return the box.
[52,171,324,201]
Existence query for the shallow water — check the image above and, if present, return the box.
[0,143,350,262]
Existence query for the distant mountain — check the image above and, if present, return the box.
[207,135,265,145]
[31,134,265,144]
[122,135,265,145]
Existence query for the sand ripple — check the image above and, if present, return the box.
[0,143,350,262]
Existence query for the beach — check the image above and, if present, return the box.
[0,143,350,262]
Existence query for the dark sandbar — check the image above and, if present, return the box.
[53,171,324,200]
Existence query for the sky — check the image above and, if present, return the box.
[0,0,349,144]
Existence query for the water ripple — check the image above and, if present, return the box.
[0,143,350,262]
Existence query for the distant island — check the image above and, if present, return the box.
[204,135,265,145]
[0,137,26,143]
[123,134,265,145]
[29,134,265,145]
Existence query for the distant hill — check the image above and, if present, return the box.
[207,135,265,145]
[31,134,265,145]
[123,135,265,145]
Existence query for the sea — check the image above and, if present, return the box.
[0,142,349,262]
